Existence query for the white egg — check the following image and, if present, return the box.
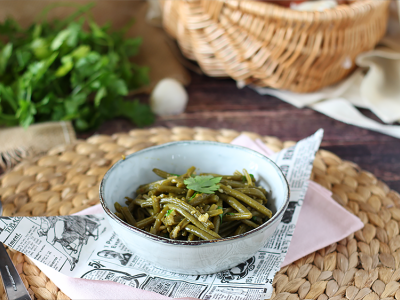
[150,78,188,116]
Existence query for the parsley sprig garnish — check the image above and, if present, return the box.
[184,175,222,194]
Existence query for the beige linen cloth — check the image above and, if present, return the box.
[254,1,400,139]
[0,0,190,171]
[0,121,76,170]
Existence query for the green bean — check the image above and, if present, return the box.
[140,199,153,208]
[114,202,123,213]
[160,178,174,186]
[207,209,224,217]
[170,177,185,184]
[220,179,247,188]
[184,225,216,240]
[235,188,267,201]
[212,215,221,234]
[255,186,268,196]
[137,208,146,220]
[219,184,272,218]
[234,224,248,236]
[160,197,214,229]
[121,207,137,226]
[150,206,169,234]
[217,193,251,214]
[140,208,150,217]
[209,203,218,211]
[151,196,161,214]
[187,233,196,241]
[186,189,195,199]
[252,216,263,225]
[182,166,196,178]
[156,186,186,195]
[164,204,221,239]
[241,219,259,228]
[137,180,164,194]
[212,199,223,234]
[219,220,241,233]
[136,215,156,229]
[219,221,241,237]
[250,210,264,217]
[189,193,212,206]
[163,210,184,226]
[125,196,133,203]
[200,174,244,181]
[146,207,155,215]
[153,168,174,178]
[220,227,237,238]
[223,213,252,221]
[171,218,191,239]
[115,212,125,221]
[200,195,219,206]
[176,182,186,188]
[223,207,235,214]
[203,204,211,212]
[128,200,136,212]
[208,194,219,203]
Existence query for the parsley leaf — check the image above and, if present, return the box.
[218,206,223,222]
[189,192,198,201]
[184,175,222,194]
[165,209,173,217]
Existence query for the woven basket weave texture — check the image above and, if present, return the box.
[161,0,390,93]
[1,127,400,300]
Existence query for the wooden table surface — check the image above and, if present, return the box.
[80,71,400,192]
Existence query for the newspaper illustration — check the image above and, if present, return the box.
[0,129,323,300]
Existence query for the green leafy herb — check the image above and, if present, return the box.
[189,191,198,201]
[227,213,235,216]
[184,175,222,194]
[218,206,223,222]
[0,3,153,130]
[165,209,173,217]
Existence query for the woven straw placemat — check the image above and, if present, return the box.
[1,126,400,300]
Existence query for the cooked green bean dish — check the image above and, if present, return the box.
[114,167,273,241]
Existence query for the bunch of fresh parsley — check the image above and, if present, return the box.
[0,3,154,131]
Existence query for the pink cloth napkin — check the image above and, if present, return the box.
[34,135,364,299]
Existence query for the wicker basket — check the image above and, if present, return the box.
[161,0,390,93]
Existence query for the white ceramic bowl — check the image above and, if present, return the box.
[100,141,289,275]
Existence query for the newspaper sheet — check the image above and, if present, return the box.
[0,129,323,300]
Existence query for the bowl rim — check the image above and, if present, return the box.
[99,140,290,246]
